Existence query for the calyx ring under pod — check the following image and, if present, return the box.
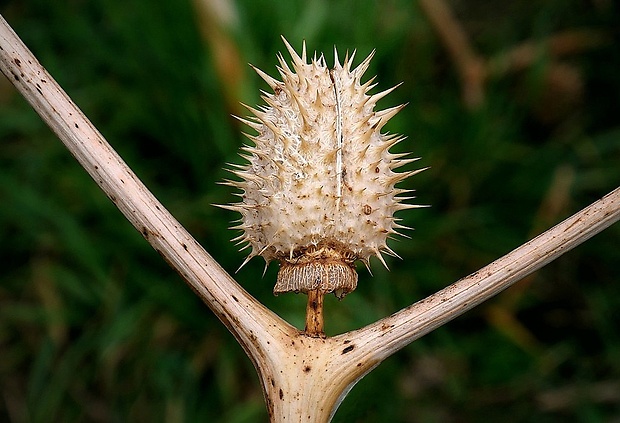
[221,37,425,302]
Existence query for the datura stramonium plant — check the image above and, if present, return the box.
[221,38,424,300]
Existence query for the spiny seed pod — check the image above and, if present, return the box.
[221,37,424,299]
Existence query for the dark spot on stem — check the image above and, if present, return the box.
[342,345,354,354]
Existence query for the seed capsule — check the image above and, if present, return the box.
[221,37,424,298]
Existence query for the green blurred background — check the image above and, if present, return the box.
[1,0,619,421]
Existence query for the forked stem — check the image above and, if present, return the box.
[1,14,619,422]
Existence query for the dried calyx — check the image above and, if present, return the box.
[221,37,424,302]
[275,240,358,299]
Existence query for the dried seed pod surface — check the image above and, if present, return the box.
[223,38,423,298]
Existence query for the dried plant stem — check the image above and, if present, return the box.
[305,290,325,337]
[1,14,619,423]
[0,12,295,373]
[419,0,607,109]
[347,186,620,362]
[488,29,609,76]
[418,0,485,108]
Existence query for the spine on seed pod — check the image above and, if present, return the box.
[220,37,425,301]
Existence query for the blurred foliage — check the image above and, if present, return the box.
[0,0,619,422]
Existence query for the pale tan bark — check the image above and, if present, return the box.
[1,14,619,422]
